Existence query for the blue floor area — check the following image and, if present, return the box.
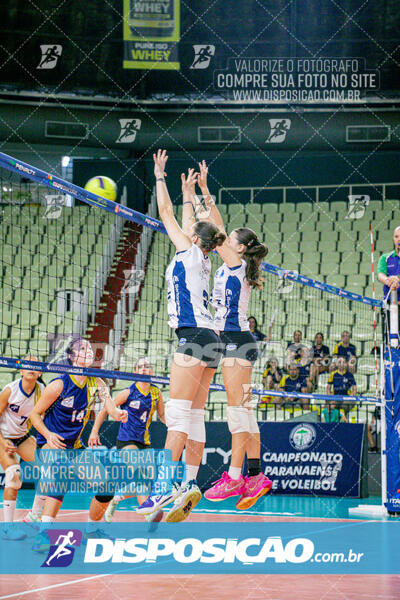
[1,489,383,520]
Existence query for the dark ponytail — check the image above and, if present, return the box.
[193,221,226,252]
[234,227,268,289]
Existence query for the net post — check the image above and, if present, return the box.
[380,345,388,513]
[389,289,399,347]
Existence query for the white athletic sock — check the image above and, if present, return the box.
[3,500,16,522]
[41,515,55,523]
[31,494,46,517]
[228,466,242,480]
[182,464,199,486]
[113,495,124,503]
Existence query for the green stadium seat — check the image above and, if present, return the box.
[358,262,373,276]
[318,240,337,253]
[227,203,244,216]
[3,311,19,326]
[346,274,366,291]
[262,203,279,214]
[330,274,346,288]
[0,371,13,390]
[295,202,314,216]
[330,201,347,213]
[302,231,319,243]
[248,203,262,214]
[246,216,262,237]
[263,212,281,225]
[280,222,299,237]
[336,222,353,236]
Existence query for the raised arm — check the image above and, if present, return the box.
[95,378,128,423]
[88,388,129,447]
[154,149,192,252]
[181,168,198,237]
[196,160,241,268]
[196,160,226,235]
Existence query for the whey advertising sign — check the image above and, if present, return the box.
[123,0,180,70]
[260,422,365,497]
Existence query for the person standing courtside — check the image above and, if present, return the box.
[377,226,400,343]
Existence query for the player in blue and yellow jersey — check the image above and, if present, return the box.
[331,330,357,374]
[327,356,357,415]
[27,338,127,523]
[279,363,309,408]
[295,347,317,392]
[87,357,165,524]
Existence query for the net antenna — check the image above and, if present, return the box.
[370,224,379,396]
[389,288,399,348]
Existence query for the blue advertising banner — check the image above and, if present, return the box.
[0,521,399,575]
[384,347,400,513]
[77,421,364,498]
[260,422,365,497]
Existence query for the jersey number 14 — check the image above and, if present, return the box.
[71,409,85,422]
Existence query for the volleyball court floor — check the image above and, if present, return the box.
[0,491,398,600]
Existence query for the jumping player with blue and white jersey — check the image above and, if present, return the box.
[137,150,226,522]
[191,161,272,509]
[86,357,165,524]
[28,338,128,523]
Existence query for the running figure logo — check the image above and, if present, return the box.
[116,119,142,143]
[346,195,370,220]
[190,45,215,69]
[266,119,291,143]
[122,268,145,294]
[41,529,82,568]
[275,269,297,295]
[37,45,62,70]
[43,194,66,220]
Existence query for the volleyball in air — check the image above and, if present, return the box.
[84,176,117,201]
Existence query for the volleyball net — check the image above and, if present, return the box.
[0,152,384,411]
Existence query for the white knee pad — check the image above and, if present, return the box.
[5,464,22,490]
[188,409,206,443]
[227,406,250,434]
[165,398,192,434]
[248,409,260,434]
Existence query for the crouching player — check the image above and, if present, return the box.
[87,357,166,524]
[0,356,44,534]
[27,338,127,525]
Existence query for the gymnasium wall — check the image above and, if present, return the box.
[73,150,400,209]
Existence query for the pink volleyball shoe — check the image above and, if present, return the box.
[236,473,273,510]
[204,472,246,501]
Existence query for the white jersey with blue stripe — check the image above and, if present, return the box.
[166,244,213,329]
[212,260,251,332]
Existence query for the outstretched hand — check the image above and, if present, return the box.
[197,160,208,190]
[181,168,198,195]
[153,149,168,179]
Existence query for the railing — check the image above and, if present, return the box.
[218,182,400,204]
[103,189,156,370]
[204,400,376,425]
[90,187,126,323]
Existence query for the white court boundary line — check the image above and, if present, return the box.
[0,574,110,599]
